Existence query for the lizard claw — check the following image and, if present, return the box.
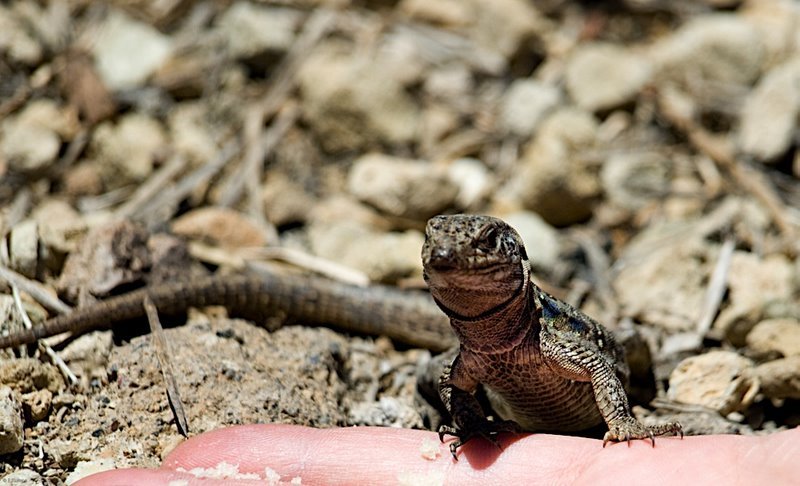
[603,417,683,447]
[438,419,522,461]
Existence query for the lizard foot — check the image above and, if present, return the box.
[438,419,522,460]
[602,417,683,447]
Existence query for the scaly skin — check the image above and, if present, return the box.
[422,214,682,458]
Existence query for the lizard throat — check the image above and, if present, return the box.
[431,276,526,323]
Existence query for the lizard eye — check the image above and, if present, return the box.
[479,226,499,250]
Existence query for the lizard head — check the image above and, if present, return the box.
[422,214,530,320]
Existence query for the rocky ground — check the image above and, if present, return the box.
[1,0,799,483]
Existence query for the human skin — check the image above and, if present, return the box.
[74,424,798,485]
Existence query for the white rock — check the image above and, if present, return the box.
[738,57,800,162]
[348,154,457,220]
[9,219,38,278]
[298,44,420,151]
[746,318,800,358]
[668,350,758,415]
[502,211,561,272]
[566,43,652,112]
[754,356,800,400]
[0,386,24,455]
[447,158,494,209]
[216,2,301,59]
[601,151,671,210]
[1,119,60,172]
[91,114,167,185]
[93,10,173,90]
[0,5,42,64]
[500,79,561,136]
[651,15,764,87]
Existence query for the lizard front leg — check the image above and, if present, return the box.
[540,337,682,446]
[438,354,521,459]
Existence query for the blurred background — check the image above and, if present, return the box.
[0,0,799,479]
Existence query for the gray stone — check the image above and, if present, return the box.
[298,44,420,152]
[754,356,800,400]
[601,151,671,211]
[0,5,42,65]
[502,107,600,226]
[447,158,495,209]
[216,2,301,60]
[738,57,800,162]
[8,219,38,278]
[308,222,424,283]
[502,211,561,273]
[0,469,45,486]
[348,154,457,220]
[93,10,173,90]
[668,351,758,415]
[0,386,24,455]
[500,79,561,136]
[566,43,652,112]
[91,113,167,186]
[746,318,800,359]
[651,15,764,87]
[0,100,71,173]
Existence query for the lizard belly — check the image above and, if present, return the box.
[469,352,603,432]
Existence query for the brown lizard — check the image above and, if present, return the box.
[422,215,682,457]
[0,214,681,456]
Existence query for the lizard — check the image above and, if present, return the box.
[0,214,681,456]
[422,214,683,457]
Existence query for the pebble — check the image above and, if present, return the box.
[565,43,652,112]
[504,107,600,226]
[738,56,800,162]
[298,44,420,152]
[746,318,800,359]
[91,113,167,186]
[502,211,561,273]
[308,222,424,283]
[667,350,758,415]
[0,469,45,485]
[92,10,173,90]
[447,158,495,209]
[0,99,74,173]
[601,151,671,211]
[8,218,38,278]
[21,389,52,423]
[171,207,271,249]
[215,3,301,61]
[754,356,800,400]
[0,5,42,64]
[0,386,24,455]
[499,79,561,136]
[651,15,764,87]
[348,154,458,220]
[0,359,65,394]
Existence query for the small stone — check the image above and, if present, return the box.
[713,252,795,345]
[65,458,117,484]
[399,0,472,27]
[651,15,764,88]
[462,0,546,60]
[92,10,173,90]
[348,154,458,220]
[0,99,74,173]
[171,207,270,249]
[601,151,671,211]
[502,211,560,273]
[262,175,316,227]
[502,107,600,226]
[0,469,45,485]
[668,350,758,415]
[0,386,24,454]
[167,103,220,164]
[91,113,167,186]
[298,43,420,152]
[738,57,800,162]
[8,218,38,278]
[499,79,561,136]
[21,389,52,423]
[746,318,800,359]
[565,43,652,112]
[447,158,495,209]
[32,199,88,255]
[0,5,42,64]
[754,356,800,400]
[0,359,65,394]
[308,222,424,283]
[216,3,301,60]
